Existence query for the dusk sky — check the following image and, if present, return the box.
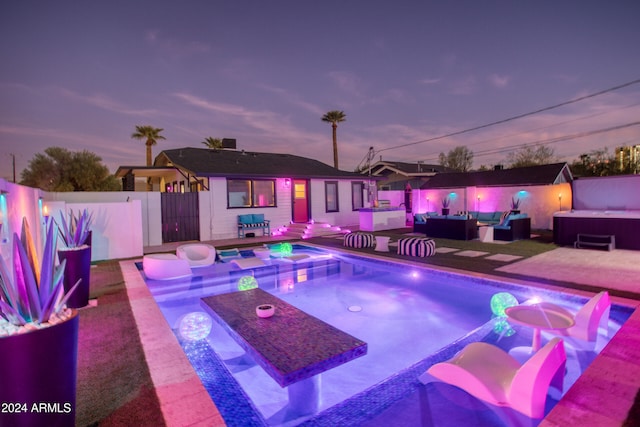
[2,1,640,181]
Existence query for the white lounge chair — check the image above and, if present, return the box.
[543,291,611,351]
[419,337,566,419]
[143,254,192,280]
[176,243,216,267]
[230,257,267,270]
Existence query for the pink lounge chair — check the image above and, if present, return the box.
[419,337,566,419]
[543,291,611,351]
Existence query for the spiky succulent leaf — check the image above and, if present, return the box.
[0,299,27,325]
[56,208,93,248]
[14,232,42,322]
[0,254,20,310]
[38,217,58,307]
[20,218,41,285]
[56,277,81,312]
[38,260,66,323]
[0,216,74,326]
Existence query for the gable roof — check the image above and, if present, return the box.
[420,163,573,189]
[152,147,366,179]
[368,161,450,177]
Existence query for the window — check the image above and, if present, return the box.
[325,181,339,212]
[352,181,364,210]
[227,179,276,208]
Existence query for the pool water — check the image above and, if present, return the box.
[144,245,631,427]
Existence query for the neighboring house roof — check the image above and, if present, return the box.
[154,147,367,179]
[366,161,451,177]
[420,163,573,189]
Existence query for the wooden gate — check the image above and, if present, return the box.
[161,192,200,243]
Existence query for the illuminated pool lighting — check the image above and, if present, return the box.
[237,275,258,291]
[490,292,518,317]
[179,312,213,341]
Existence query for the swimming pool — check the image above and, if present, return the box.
[143,244,631,426]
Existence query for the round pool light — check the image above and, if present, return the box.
[279,242,293,256]
[490,292,518,317]
[179,312,213,341]
[348,305,362,312]
[237,275,258,291]
[493,318,516,337]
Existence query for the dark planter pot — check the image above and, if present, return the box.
[58,245,91,308]
[510,210,521,214]
[441,208,450,216]
[0,310,79,427]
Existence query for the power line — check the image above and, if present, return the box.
[415,121,640,163]
[374,78,640,156]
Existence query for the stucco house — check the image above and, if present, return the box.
[115,147,373,241]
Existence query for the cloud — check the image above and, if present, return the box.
[257,84,325,116]
[489,74,510,88]
[144,29,211,58]
[420,77,441,85]
[450,75,477,95]
[328,71,362,96]
[56,88,157,116]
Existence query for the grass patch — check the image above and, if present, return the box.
[306,228,559,278]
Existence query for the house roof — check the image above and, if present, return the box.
[152,147,367,179]
[420,162,573,189]
[367,161,450,177]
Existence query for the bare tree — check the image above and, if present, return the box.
[438,146,474,172]
[506,145,557,168]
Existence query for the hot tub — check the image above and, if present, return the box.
[553,210,640,250]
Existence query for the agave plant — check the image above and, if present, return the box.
[0,217,79,327]
[441,197,451,208]
[56,208,93,249]
[511,197,521,210]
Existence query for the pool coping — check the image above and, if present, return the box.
[123,244,640,426]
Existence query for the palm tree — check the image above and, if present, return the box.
[131,125,166,166]
[321,110,346,169]
[202,137,223,149]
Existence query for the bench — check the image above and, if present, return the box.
[574,234,615,251]
[237,213,271,238]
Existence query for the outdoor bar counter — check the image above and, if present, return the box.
[359,207,406,231]
[201,288,367,414]
[553,210,640,250]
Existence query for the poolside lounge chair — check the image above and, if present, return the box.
[216,248,242,263]
[176,243,216,267]
[543,291,611,350]
[143,253,192,280]
[230,257,267,270]
[419,337,566,419]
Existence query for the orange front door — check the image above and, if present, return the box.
[292,179,309,223]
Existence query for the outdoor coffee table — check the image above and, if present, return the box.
[201,288,367,414]
[506,302,574,357]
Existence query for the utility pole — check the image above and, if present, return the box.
[11,153,16,183]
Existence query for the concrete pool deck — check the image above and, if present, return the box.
[121,235,640,426]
